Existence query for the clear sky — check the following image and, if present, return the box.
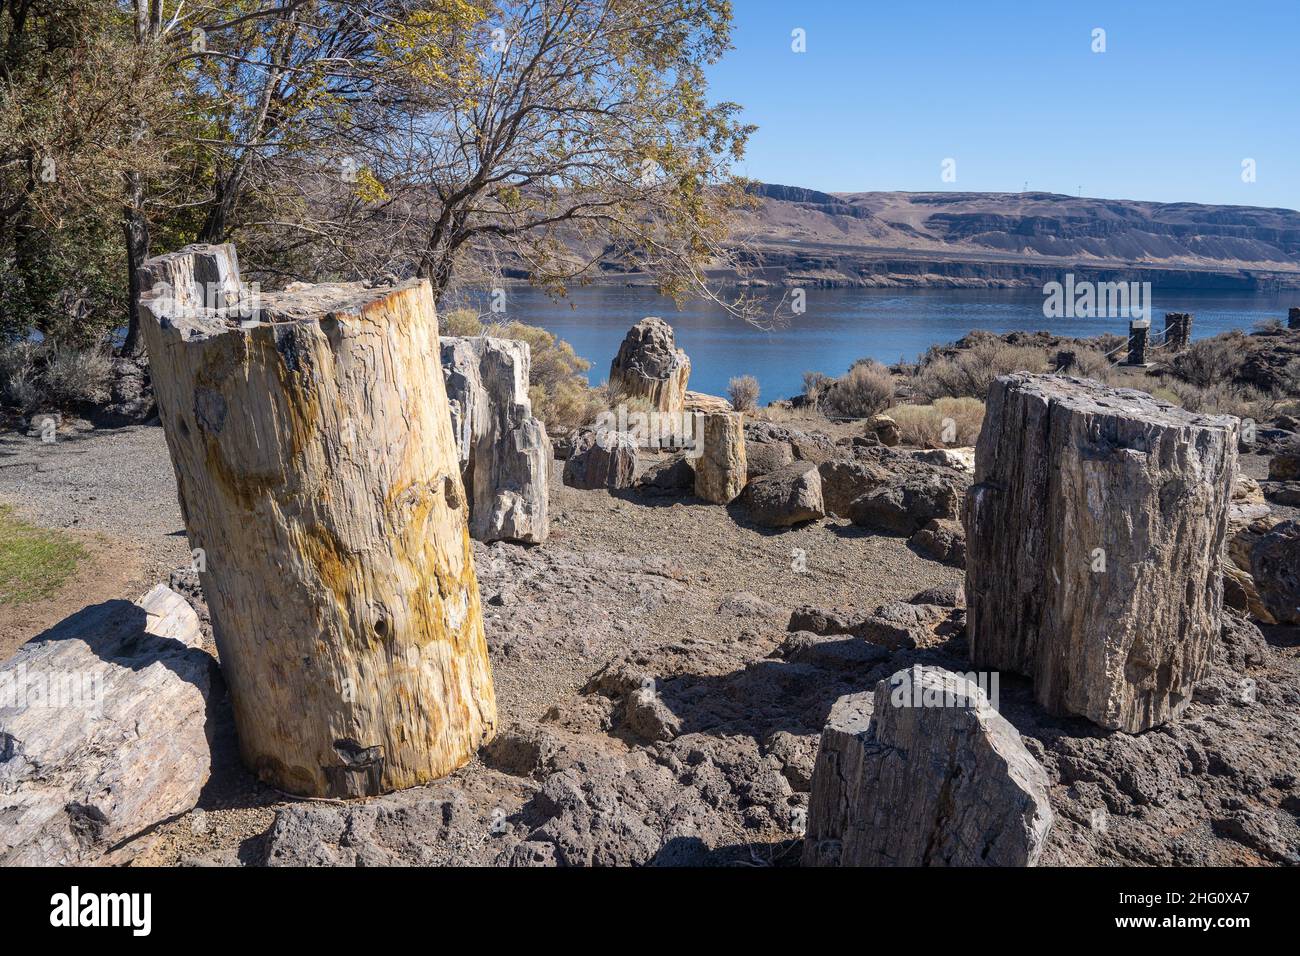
[706,0,1299,210]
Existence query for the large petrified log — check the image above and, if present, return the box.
[694,411,746,504]
[138,244,496,798]
[0,585,214,865]
[609,317,691,412]
[802,665,1053,867]
[441,335,550,544]
[964,374,1237,732]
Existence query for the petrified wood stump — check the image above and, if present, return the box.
[964,374,1237,732]
[609,316,691,412]
[139,243,496,797]
[694,411,747,504]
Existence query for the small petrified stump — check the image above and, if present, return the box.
[139,244,496,798]
[441,335,551,544]
[802,666,1053,867]
[562,428,639,489]
[609,317,690,412]
[1,586,213,865]
[694,411,747,504]
[965,374,1238,732]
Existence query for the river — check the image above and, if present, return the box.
[464,285,1297,403]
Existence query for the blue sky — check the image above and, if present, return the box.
[706,0,1299,209]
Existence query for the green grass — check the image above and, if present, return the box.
[0,505,87,605]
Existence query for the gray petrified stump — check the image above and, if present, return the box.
[441,335,551,544]
[0,586,213,865]
[138,243,496,798]
[802,665,1053,867]
[609,316,691,412]
[964,373,1238,732]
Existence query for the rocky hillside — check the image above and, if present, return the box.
[574,185,1300,291]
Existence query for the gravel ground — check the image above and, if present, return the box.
[0,417,959,865]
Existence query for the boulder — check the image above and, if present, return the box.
[609,317,690,412]
[1249,519,1300,625]
[817,459,890,517]
[740,462,825,527]
[636,452,695,496]
[802,666,1053,867]
[866,414,900,446]
[562,428,639,490]
[694,412,747,504]
[0,585,214,865]
[745,438,794,480]
[908,517,967,567]
[964,374,1238,732]
[847,473,960,535]
[911,447,975,472]
[1267,449,1300,481]
[441,335,550,544]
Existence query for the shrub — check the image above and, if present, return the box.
[823,359,895,417]
[888,397,985,448]
[1067,348,1114,382]
[801,370,833,408]
[0,339,112,411]
[440,307,487,337]
[915,340,1046,401]
[434,309,604,429]
[41,343,112,406]
[1172,335,1245,388]
[728,374,759,411]
[495,320,603,429]
[0,340,41,410]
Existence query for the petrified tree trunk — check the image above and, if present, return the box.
[441,335,550,544]
[694,411,747,504]
[964,374,1237,732]
[138,243,496,798]
[1,585,213,865]
[802,666,1053,867]
[609,317,691,412]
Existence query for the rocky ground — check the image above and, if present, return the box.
[1,410,1297,867]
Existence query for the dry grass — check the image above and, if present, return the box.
[914,340,1047,401]
[887,397,985,448]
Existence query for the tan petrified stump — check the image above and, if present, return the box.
[694,411,747,504]
[964,374,1237,732]
[139,243,496,797]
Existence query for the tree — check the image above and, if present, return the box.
[369,0,757,314]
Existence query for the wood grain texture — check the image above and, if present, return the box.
[0,585,213,865]
[964,373,1237,732]
[139,244,496,797]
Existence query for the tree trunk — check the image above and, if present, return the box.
[120,165,150,357]
[963,373,1238,732]
[137,243,497,798]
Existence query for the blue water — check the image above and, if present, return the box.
[464,286,1298,403]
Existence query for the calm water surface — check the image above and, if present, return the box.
[466,286,1297,402]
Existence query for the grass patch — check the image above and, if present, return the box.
[0,505,87,605]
